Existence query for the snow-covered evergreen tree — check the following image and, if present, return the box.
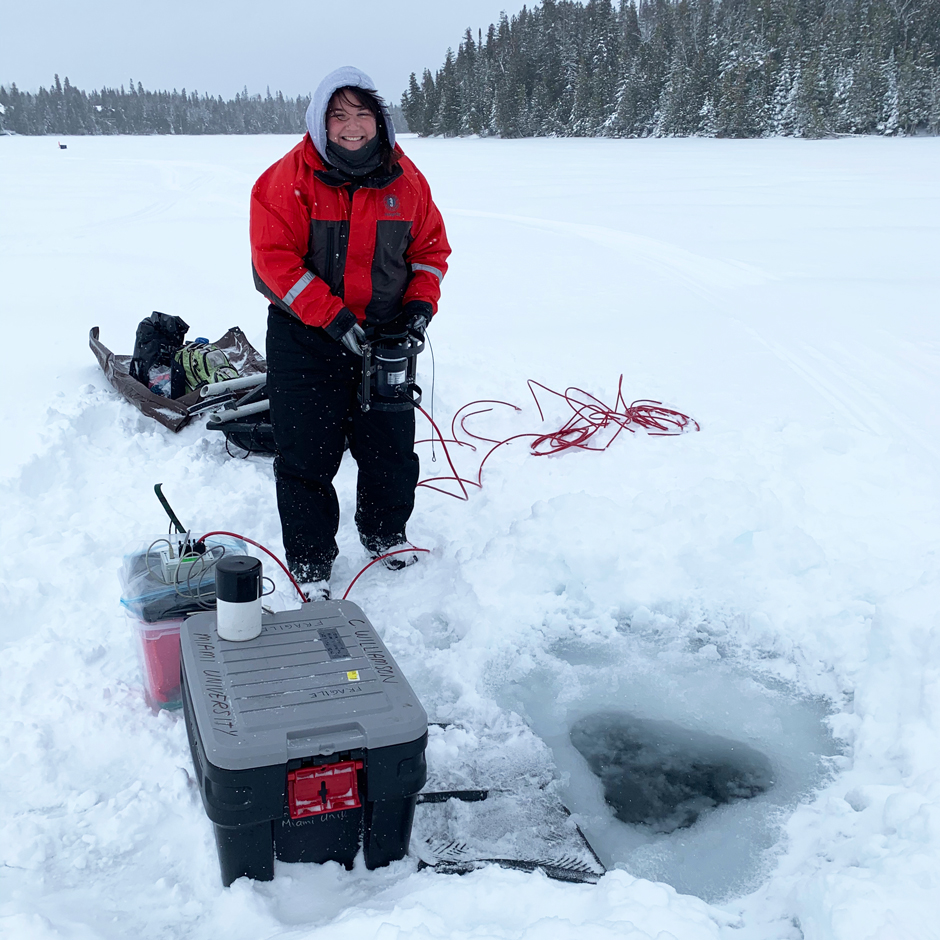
[6,0,937,139]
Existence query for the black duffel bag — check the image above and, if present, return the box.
[129,311,189,398]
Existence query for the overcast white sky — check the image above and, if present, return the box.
[2,0,513,101]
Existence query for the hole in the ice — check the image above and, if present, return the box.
[496,632,840,902]
[570,712,774,833]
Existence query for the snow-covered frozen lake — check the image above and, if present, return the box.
[1,133,939,940]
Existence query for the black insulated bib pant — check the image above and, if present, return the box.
[266,308,420,583]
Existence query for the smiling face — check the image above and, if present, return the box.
[326,89,378,151]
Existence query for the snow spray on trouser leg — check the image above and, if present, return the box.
[265,309,419,582]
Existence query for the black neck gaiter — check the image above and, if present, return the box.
[325,135,384,178]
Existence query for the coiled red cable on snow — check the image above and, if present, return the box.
[200,379,695,596]
[416,375,698,500]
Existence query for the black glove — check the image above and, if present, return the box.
[323,307,366,356]
[408,313,429,336]
[339,323,366,356]
[401,300,433,337]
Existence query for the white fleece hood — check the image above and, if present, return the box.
[305,66,396,162]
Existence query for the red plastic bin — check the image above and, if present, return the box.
[132,617,184,710]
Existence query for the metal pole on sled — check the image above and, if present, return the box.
[201,372,267,398]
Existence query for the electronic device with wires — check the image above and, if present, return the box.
[139,485,238,616]
[157,531,209,584]
[359,326,424,413]
[144,485,277,616]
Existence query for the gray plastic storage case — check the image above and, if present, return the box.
[180,600,428,884]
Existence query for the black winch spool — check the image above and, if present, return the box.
[359,329,424,413]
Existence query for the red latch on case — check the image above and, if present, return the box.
[288,760,364,819]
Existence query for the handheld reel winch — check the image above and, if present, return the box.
[358,326,425,412]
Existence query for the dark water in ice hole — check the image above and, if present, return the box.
[497,642,839,901]
[570,712,775,834]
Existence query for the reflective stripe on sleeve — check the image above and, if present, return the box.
[283,271,315,306]
[412,263,443,282]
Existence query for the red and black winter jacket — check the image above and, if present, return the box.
[250,135,450,339]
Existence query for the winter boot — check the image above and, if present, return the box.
[299,580,331,602]
[370,542,420,571]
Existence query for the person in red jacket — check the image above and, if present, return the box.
[250,66,450,600]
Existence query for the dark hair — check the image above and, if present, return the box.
[328,86,401,174]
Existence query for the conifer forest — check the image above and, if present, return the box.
[400,0,940,137]
[3,0,938,139]
[0,79,408,138]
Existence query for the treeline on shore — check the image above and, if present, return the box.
[400,0,940,138]
[0,78,409,136]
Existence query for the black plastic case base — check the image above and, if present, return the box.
[182,665,427,886]
[275,807,363,867]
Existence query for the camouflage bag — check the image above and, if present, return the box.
[173,341,238,392]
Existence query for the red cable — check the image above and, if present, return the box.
[198,530,308,602]
[199,530,430,603]
[415,403,475,500]
[453,400,522,445]
[200,379,695,600]
[415,376,698,498]
[341,548,431,600]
